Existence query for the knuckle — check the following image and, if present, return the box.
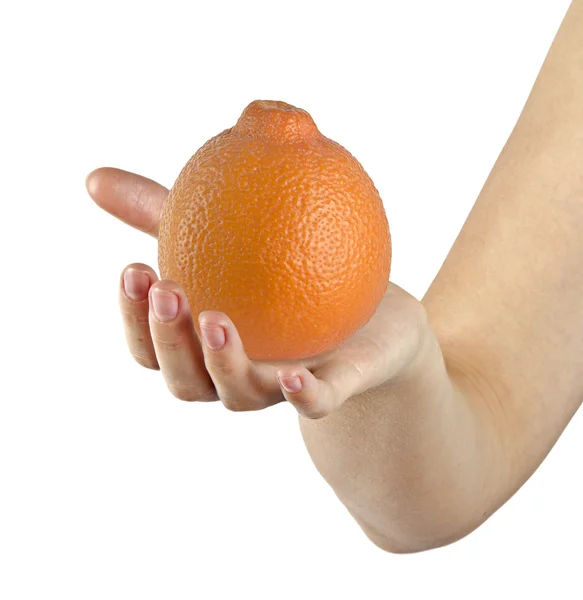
[288,392,311,410]
[132,353,159,370]
[121,307,150,326]
[151,334,184,353]
[303,407,329,420]
[167,381,215,402]
[291,395,329,420]
[207,358,237,377]
[221,389,278,412]
[132,183,150,213]
[220,394,251,412]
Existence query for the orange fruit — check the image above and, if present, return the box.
[158,100,391,361]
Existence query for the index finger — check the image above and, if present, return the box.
[86,167,169,237]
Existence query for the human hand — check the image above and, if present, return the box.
[87,167,429,418]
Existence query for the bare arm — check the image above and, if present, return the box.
[85,1,583,554]
[299,0,583,552]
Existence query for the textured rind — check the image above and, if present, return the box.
[158,102,391,361]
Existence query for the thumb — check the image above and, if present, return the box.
[86,167,169,237]
[277,360,366,419]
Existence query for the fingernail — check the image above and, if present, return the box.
[151,289,178,322]
[123,269,150,301]
[278,375,303,394]
[199,321,226,351]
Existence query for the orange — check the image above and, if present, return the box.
[158,100,391,361]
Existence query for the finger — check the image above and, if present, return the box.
[119,263,159,370]
[149,280,216,402]
[86,167,168,237]
[277,360,364,419]
[198,311,283,411]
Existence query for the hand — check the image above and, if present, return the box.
[86,167,429,418]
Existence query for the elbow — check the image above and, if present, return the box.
[358,515,485,555]
[366,532,466,555]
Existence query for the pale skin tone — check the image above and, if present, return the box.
[86,1,583,553]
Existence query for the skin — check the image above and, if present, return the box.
[86,0,583,553]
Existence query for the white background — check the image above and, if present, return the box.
[0,1,578,598]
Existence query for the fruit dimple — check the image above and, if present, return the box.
[158,100,391,361]
[234,99,320,143]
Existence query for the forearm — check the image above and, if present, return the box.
[299,1,583,553]
[299,326,506,553]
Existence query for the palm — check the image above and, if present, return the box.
[253,280,424,401]
[87,167,426,416]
